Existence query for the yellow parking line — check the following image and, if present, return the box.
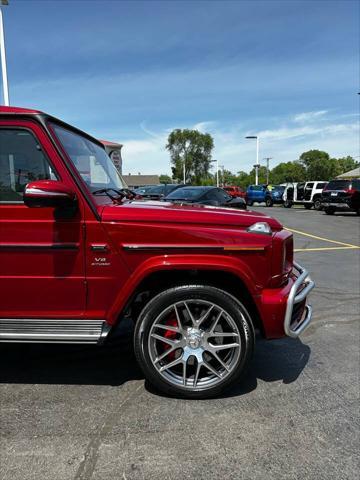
[294,246,360,252]
[286,227,360,248]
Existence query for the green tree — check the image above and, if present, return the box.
[159,174,172,184]
[335,156,359,175]
[248,166,268,185]
[221,169,238,186]
[299,149,330,167]
[166,129,214,184]
[299,150,338,180]
[199,176,216,186]
[235,170,252,188]
[269,161,306,184]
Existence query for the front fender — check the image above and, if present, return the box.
[107,254,265,325]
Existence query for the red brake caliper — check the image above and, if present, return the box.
[161,316,178,360]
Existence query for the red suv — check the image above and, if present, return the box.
[0,106,314,398]
[223,185,246,199]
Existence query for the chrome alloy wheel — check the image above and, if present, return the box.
[148,300,241,390]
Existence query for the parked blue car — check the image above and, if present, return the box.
[246,185,285,206]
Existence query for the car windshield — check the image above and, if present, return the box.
[51,124,126,193]
[166,187,206,200]
[273,186,285,192]
[146,185,164,194]
[134,187,148,194]
[326,180,350,190]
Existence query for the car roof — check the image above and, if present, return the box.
[0,105,42,115]
[0,105,104,148]
[177,186,215,190]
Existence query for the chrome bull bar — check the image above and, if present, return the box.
[284,262,315,338]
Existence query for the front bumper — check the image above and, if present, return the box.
[283,262,315,338]
[322,202,352,210]
[258,262,315,339]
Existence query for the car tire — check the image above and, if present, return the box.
[324,207,335,215]
[265,198,273,207]
[284,199,292,208]
[247,200,253,206]
[304,204,312,210]
[134,285,255,399]
[313,198,322,211]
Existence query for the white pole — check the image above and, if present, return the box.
[0,6,9,106]
[183,155,186,184]
[216,159,219,187]
[255,137,259,185]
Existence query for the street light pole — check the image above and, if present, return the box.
[245,135,259,185]
[216,159,219,187]
[209,159,219,187]
[220,164,225,187]
[0,1,9,106]
[263,157,273,184]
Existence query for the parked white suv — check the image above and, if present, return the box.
[283,181,327,210]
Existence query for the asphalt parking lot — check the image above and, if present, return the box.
[0,206,359,480]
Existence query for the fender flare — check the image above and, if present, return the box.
[107,254,262,325]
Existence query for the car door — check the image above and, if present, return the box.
[214,188,233,206]
[296,183,305,201]
[304,182,314,201]
[0,121,86,318]
[253,186,265,202]
[199,189,219,205]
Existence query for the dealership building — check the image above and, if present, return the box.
[100,140,161,187]
[100,140,123,175]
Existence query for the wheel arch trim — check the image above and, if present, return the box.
[107,255,260,325]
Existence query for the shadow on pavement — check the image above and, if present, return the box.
[224,336,311,398]
[0,320,143,387]
[0,322,310,398]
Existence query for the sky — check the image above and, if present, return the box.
[2,0,359,175]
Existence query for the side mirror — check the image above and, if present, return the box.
[24,180,77,209]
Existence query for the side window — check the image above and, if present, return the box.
[317,182,326,189]
[0,129,57,203]
[204,190,217,201]
[216,189,230,202]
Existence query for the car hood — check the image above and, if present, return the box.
[100,200,282,230]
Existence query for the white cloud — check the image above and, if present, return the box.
[193,121,216,133]
[120,136,168,176]
[293,110,328,123]
[118,116,358,176]
[255,122,357,141]
[139,122,164,139]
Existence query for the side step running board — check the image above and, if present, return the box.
[0,319,111,344]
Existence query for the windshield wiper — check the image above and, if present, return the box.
[92,188,137,202]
